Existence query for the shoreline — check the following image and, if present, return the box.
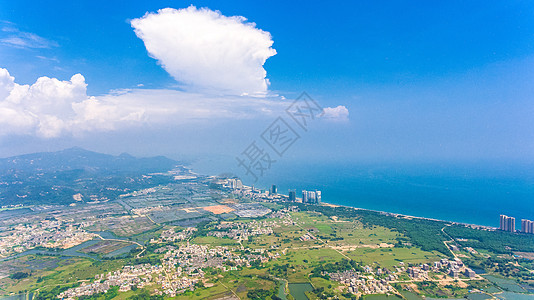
[189,159,534,231]
[236,182,497,231]
[318,200,496,230]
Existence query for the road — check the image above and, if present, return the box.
[220,281,241,299]
[441,224,458,258]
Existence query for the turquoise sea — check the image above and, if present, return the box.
[190,157,534,228]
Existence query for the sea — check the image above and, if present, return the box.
[189,156,534,228]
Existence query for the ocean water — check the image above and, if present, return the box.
[190,157,534,228]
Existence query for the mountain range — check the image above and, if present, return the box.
[0,147,180,206]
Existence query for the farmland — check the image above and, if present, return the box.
[1,176,533,300]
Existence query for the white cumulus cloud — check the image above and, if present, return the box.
[131,6,276,96]
[0,8,349,139]
[0,68,288,138]
[0,69,88,137]
[323,105,349,122]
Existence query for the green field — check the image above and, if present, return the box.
[2,201,532,300]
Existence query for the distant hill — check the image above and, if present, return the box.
[0,147,181,206]
[0,147,178,175]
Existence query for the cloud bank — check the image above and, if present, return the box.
[0,69,87,137]
[0,68,347,138]
[0,7,348,138]
[131,6,276,96]
[0,68,289,138]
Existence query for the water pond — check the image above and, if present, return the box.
[288,283,313,300]
[495,292,534,299]
[483,275,526,293]
[0,293,33,300]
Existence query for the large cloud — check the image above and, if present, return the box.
[0,68,289,138]
[131,6,276,96]
[0,7,350,138]
[0,69,88,137]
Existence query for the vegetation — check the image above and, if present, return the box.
[247,288,277,300]
[127,289,164,300]
[311,259,363,278]
[2,186,533,300]
[78,286,119,300]
[34,284,80,300]
[292,203,451,255]
[444,225,534,254]
[0,147,178,206]
[9,271,30,280]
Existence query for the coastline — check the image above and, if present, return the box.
[318,200,496,231]
[236,182,497,231]
[189,158,534,229]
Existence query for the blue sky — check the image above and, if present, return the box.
[1,1,534,165]
[3,1,534,95]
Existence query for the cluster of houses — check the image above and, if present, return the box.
[300,232,317,241]
[131,205,164,216]
[58,264,161,299]
[57,241,277,299]
[0,219,95,256]
[150,227,197,243]
[207,208,298,242]
[268,207,299,225]
[438,258,476,279]
[162,242,270,271]
[403,258,477,280]
[328,256,480,297]
[153,267,201,297]
[329,268,397,296]
[208,220,274,241]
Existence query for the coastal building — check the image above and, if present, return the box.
[288,190,296,202]
[500,215,516,232]
[521,219,534,234]
[227,179,243,189]
[308,191,316,203]
[270,185,277,195]
[301,190,321,204]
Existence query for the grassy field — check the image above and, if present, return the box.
[193,235,240,247]
[345,247,443,268]
[0,255,126,296]
[1,206,499,300]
